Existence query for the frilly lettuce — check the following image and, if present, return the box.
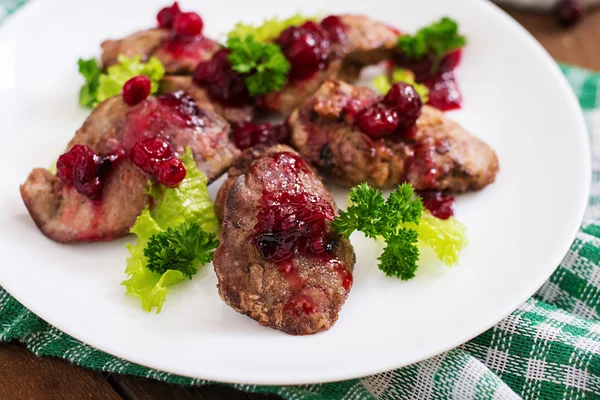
[404,210,468,266]
[227,13,317,42]
[122,149,219,312]
[373,68,430,103]
[78,55,165,108]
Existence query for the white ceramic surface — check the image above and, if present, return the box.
[0,0,590,385]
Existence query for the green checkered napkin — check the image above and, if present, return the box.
[2,4,600,399]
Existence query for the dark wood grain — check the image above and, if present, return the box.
[2,7,599,400]
[107,375,275,400]
[504,7,600,71]
[0,343,121,400]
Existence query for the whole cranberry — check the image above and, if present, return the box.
[122,75,151,106]
[157,2,181,29]
[57,145,96,186]
[276,25,330,81]
[555,0,583,27]
[129,137,172,175]
[173,11,204,36]
[321,15,346,43]
[57,145,105,200]
[420,191,455,220]
[157,157,186,186]
[355,105,400,138]
[382,82,422,131]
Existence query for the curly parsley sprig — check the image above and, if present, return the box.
[333,183,424,280]
[144,222,219,279]
[396,17,467,72]
[226,36,290,96]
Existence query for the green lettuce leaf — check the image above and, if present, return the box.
[122,149,218,312]
[97,55,165,104]
[227,13,317,42]
[78,55,165,108]
[372,68,429,102]
[78,58,102,108]
[148,149,219,234]
[404,210,468,266]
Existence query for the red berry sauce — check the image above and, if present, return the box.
[276,17,346,82]
[56,145,124,201]
[354,82,422,139]
[232,122,290,149]
[129,137,186,187]
[122,90,205,150]
[394,49,463,111]
[122,75,151,106]
[254,191,335,262]
[172,11,203,36]
[251,152,351,314]
[419,191,455,220]
[157,2,181,29]
[156,3,212,63]
[193,49,251,107]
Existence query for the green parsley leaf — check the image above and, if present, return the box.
[384,183,423,226]
[77,58,102,108]
[333,183,387,239]
[396,17,467,71]
[378,228,420,280]
[226,36,290,96]
[333,183,424,279]
[144,222,218,279]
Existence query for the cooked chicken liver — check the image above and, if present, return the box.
[101,29,220,74]
[213,145,355,335]
[159,76,254,124]
[20,92,238,243]
[289,79,499,191]
[261,15,399,115]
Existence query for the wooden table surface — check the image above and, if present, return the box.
[2,6,600,400]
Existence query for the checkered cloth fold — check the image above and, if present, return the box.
[2,3,600,399]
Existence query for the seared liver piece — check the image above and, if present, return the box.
[213,145,355,335]
[20,92,238,243]
[261,15,399,115]
[289,79,499,191]
[101,28,220,74]
[159,76,254,124]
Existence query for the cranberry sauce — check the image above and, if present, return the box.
[122,90,204,151]
[232,122,290,149]
[193,49,251,107]
[56,145,124,201]
[419,191,455,220]
[122,76,151,106]
[253,191,335,262]
[162,34,216,61]
[251,152,351,313]
[156,3,210,60]
[276,16,347,82]
[355,82,422,139]
[129,137,186,187]
[157,2,181,29]
[394,49,463,111]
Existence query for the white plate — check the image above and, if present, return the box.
[0,0,590,385]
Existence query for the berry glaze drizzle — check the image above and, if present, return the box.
[393,49,463,111]
[252,152,352,315]
[57,90,199,199]
[156,2,216,64]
